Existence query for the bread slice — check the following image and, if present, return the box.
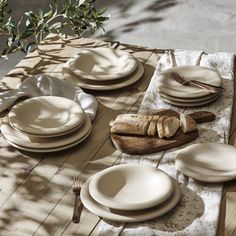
[147,120,157,136]
[180,113,197,133]
[147,115,160,136]
[163,117,180,138]
[157,115,168,138]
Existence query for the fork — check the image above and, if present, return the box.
[170,71,223,94]
[72,176,83,223]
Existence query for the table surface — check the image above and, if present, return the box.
[0,35,236,236]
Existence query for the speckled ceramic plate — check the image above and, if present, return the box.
[157,65,222,98]
[81,177,180,222]
[8,96,85,136]
[89,164,174,211]
[63,61,144,91]
[1,115,91,149]
[69,48,137,81]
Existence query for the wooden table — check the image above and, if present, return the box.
[0,35,236,236]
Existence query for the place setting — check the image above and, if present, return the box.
[78,164,181,222]
[0,96,92,152]
[156,65,223,107]
[62,47,144,91]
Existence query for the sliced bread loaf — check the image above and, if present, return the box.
[163,117,180,138]
[180,113,197,133]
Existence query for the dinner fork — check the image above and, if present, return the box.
[170,71,223,94]
[72,176,83,223]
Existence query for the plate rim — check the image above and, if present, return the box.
[175,143,236,182]
[1,114,91,149]
[157,65,222,98]
[8,96,85,136]
[4,125,92,153]
[63,61,144,91]
[89,164,174,211]
[81,176,180,222]
[69,48,138,81]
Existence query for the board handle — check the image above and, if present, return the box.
[188,111,215,123]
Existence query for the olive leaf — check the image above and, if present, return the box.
[0,0,109,56]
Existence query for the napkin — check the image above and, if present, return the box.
[98,50,235,235]
[0,74,98,121]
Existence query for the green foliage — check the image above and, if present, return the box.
[0,0,109,55]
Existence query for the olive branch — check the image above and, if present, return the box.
[0,0,109,55]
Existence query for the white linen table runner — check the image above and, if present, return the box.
[98,50,235,235]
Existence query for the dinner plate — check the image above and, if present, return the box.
[4,126,92,153]
[161,93,220,107]
[81,177,180,222]
[62,61,144,91]
[160,91,218,103]
[8,96,85,136]
[68,48,137,81]
[157,65,222,98]
[89,164,174,211]
[18,116,86,138]
[1,115,91,149]
[176,143,236,182]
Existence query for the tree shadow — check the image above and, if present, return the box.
[95,0,179,41]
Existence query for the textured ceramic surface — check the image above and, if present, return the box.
[176,143,236,182]
[4,126,92,153]
[89,164,174,211]
[161,93,220,107]
[69,48,137,81]
[8,96,85,136]
[160,91,218,103]
[63,61,144,91]
[157,65,222,98]
[81,177,180,222]
[1,115,91,149]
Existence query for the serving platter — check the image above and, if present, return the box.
[110,110,216,155]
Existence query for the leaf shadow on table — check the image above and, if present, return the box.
[103,185,205,233]
[95,0,179,41]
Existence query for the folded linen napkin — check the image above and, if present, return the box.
[0,74,98,121]
[98,50,235,235]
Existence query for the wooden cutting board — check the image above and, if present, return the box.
[110,110,215,155]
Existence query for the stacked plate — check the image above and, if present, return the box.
[62,48,144,91]
[1,96,92,152]
[80,164,181,222]
[157,65,222,107]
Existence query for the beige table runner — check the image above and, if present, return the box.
[98,50,235,235]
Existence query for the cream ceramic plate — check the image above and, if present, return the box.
[160,91,218,103]
[81,177,180,222]
[69,48,137,81]
[157,65,222,98]
[1,115,91,149]
[176,143,236,182]
[8,96,85,136]
[19,117,86,138]
[89,164,174,211]
[4,127,92,153]
[161,93,220,107]
[62,61,144,91]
